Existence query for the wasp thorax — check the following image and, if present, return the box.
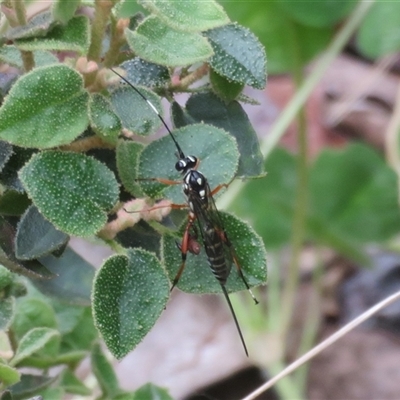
[175,155,198,173]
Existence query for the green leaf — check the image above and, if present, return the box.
[11,298,57,342]
[10,327,59,367]
[116,221,162,256]
[232,145,400,262]
[8,374,56,400]
[0,297,15,330]
[89,93,122,144]
[36,387,64,400]
[61,307,98,352]
[356,1,400,59]
[276,0,355,27]
[0,191,30,216]
[139,0,230,32]
[0,46,59,68]
[52,0,81,24]
[0,364,20,386]
[4,11,56,40]
[205,23,267,89]
[309,144,400,242]
[0,264,13,290]
[0,148,36,192]
[133,383,173,400]
[0,141,13,172]
[91,342,121,398]
[173,92,264,177]
[92,249,169,359]
[60,368,91,395]
[138,124,239,204]
[119,58,170,88]
[221,1,332,74]
[125,16,213,67]
[110,85,162,136]
[163,211,267,294]
[15,205,69,260]
[19,151,119,237]
[16,16,90,55]
[33,247,95,306]
[0,65,89,149]
[209,69,244,102]
[0,216,55,279]
[116,139,144,196]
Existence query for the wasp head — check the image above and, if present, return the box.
[175,155,198,174]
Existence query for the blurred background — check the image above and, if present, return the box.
[105,1,400,399]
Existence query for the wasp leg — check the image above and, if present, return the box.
[171,214,196,292]
[123,202,187,214]
[136,177,181,185]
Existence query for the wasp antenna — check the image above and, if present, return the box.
[110,68,186,159]
[220,285,248,357]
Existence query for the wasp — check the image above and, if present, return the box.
[111,68,258,356]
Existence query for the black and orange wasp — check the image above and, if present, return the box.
[111,67,258,356]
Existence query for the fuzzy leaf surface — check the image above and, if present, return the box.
[139,0,230,32]
[92,249,169,359]
[0,65,88,148]
[11,327,59,367]
[138,124,239,204]
[89,93,121,144]
[125,16,213,67]
[164,212,267,294]
[16,16,90,55]
[205,23,267,89]
[110,85,162,136]
[175,92,264,177]
[19,151,119,237]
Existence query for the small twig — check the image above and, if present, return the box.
[242,290,400,400]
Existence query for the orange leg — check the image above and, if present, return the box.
[136,177,181,185]
[124,202,187,214]
[171,213,197,292]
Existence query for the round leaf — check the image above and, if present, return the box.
[163,211,267,294]
[205,23,267,89]
[138,124,239,204]
[125,16,213,67]
[92,249,169,359]
[178,92,264,177]
[110,85,162,136]
[19,151,119,237]
[0,65,89,148]
[139,0,230,32]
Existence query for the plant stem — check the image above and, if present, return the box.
[242,290,400,400]
[294,252,323,396]
[278,15,309,358]
[88,0,114,62]
[12,0,35,71]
